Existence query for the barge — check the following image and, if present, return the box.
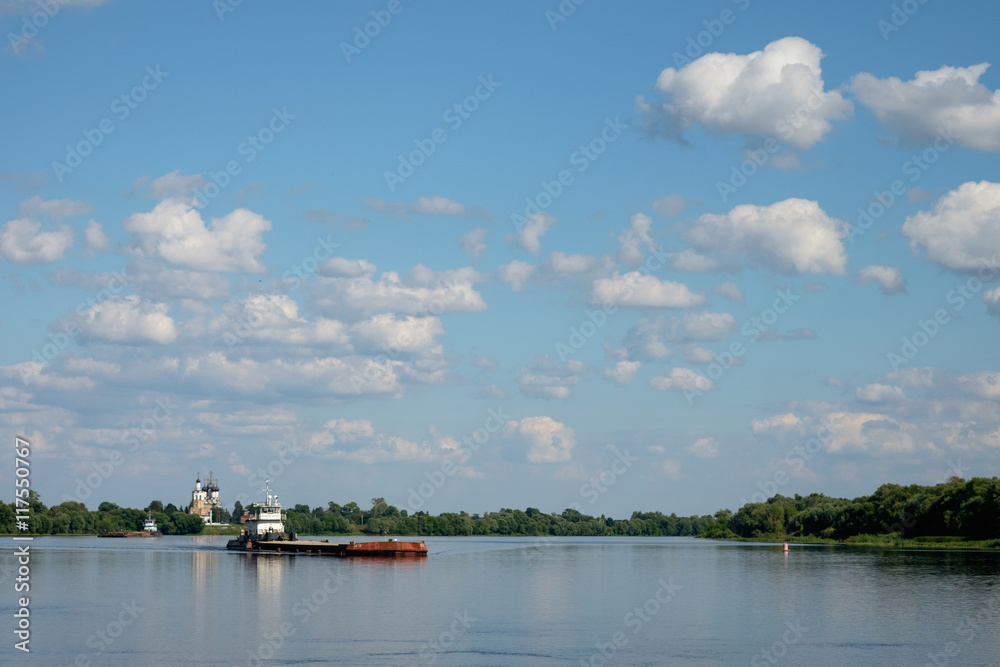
[99,513,161,538]
[225,477,427,557]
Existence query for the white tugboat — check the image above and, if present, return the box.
[226,476,295,550]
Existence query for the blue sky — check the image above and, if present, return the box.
[2,0,999,518]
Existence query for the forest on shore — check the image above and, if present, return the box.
[3,477,998,545]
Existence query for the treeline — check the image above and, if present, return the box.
[281,501,716,537]
[0,493,205,535]
[708,477,1000,541]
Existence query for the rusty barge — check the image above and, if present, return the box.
[225,478,427,557]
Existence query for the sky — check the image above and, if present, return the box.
[2,0,999,519]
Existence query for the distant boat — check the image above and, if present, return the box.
[226,477,427,557]
[99,512,162,538]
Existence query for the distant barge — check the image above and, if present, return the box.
[225,478,427,557]
[99,513,161,538]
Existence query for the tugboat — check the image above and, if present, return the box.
[226,477,427,557]
[99,512,161,538]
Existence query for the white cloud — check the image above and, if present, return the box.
[129,170,207,199]
[712,281,745,305]
[637,36,852,149]
[502,416,576,463]
[123,198,271,273]
[364,195,486,218]
[678,311,736,341]
[511,212,555,255]
[617,213,657,266]
[592,272,705,308]
[956,371,1000,400]
[460,227,487,259]
[498,260,536,293]
[671,249,719,272]
[602,360,641,386]
[74,295,177,345]
[751,413,802,433]
[857,265,906,295]
[685,198,847,275]
[313,264,487,315]
[652,194,700,218]
[0,218,73,263]
[902,181,1000,272]
[17,195,92,219]
[84,220,109,252]
[856,383,905,404]
[320,257,377,278]
[850,63,1000,151]
[649,367,713,392]
[308,418,432,463]
[623,317,672,361]
[518,357,586,399]
[350,314,444,356]
[984,287,1000,317]
[686,437,719,459]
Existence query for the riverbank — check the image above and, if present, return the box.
[704,534,1000,549]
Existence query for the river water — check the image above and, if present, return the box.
[4,536,999,666]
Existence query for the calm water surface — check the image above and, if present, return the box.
[4,536,999,666]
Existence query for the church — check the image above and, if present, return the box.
[189,471,223,523]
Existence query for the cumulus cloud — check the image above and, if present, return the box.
[313,264,487,316]
[857,265,906,294]
[128,170,207,199]
[684,198,847,275]
[686,437,719,459]
[364,195,487,219]
[902,181,1000,273]
[623,317,672,360]
[652,194,700,218]
[308,418,432,463]
[84,220,110,252]
[637,36,852,149]
[856,383,905,404]
[849,63,1000,151]
[602,360,641,386]
[502,416,576,463]
[648,367,713,393]
[676,311,736,341]
[498,260,536,293]
[510,212,555,255]
[460,227,487,259]
[956,371,1000,400]
[17,195,92,219]
[712,280,745,305]
[0,218,73,263]
[74,295,178,345]
[984,287,1000,317]
[518,357,586,399]
[617,213,657,266]
[592,272,705,308]
[123,198,271,273]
